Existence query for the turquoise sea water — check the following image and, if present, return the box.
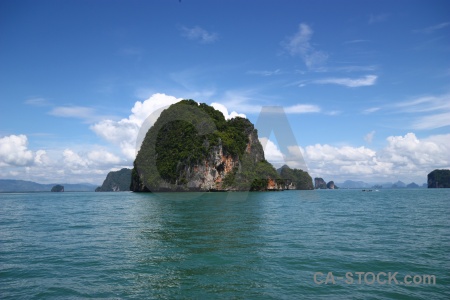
[0,189,449,299]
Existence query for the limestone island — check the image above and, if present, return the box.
[131,100,313,192]
[51,184,64,192]
[95,168,132,192]
[428,169,450,188]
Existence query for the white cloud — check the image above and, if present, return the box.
[91,93,182,160]
[0,135,35,166]
[247,69,281,76]
[285,104,321,113]
[395,93,450,129]
[210,102,246,120]
[283,23,328,69]
[0,134,126,184]
[413,22,450,34]
[413,112,450,130]
[87,150,121,165]
[364,131,376,143]
[363,107,380,114]
[34,150,50,166]
[49,106,96,119]
[24,97,50,106]
[63,149,89,168]
[270,133,450,183]
[259,137,284,163]
[314,75,377,87]
[181,26,218,43]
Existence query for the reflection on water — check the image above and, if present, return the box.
[130,192,269,298]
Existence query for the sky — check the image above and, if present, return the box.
[1,0,449,185]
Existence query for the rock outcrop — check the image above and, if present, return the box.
[428,169,450,188]
[131,100,285,192]
[51,185,64,192]
[277,165,314,190]
[314,178,327,189]
[96,168,132,192]
[327,181,335,189]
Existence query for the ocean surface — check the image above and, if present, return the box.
[0,189,449,299]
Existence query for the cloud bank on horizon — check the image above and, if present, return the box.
[1,93,449,185]
[0,1,449,185]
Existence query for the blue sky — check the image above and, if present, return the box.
[1,0,449,185]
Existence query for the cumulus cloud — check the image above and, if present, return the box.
[210,102,246,120]
[181,26,218,43]
[63,149,121,168]
[270,133,450,183]
[91,93,182,160]
[0,135,35,166]
[259,137,284,163]
[314,75,377,87]
[283,23,328,69]
[0,134,126,184]
[258,133,449,183]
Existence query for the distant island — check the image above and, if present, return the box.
[428,169,450,188]
[314,177,338,189]
[95,168,132,192]
[0,179,96,192]
[51,185,64,192]
[131,100,313,192]
[336,180,427,189]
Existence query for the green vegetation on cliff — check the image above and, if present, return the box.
[132,100,282,191]
[428,169,450,188]
[278,165,314,190]
[96,168,132,192]
[223,156,280,191]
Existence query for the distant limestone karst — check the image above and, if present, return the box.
[427,169,450,188]
[51,184,64,192]
[131,100,314,192]
[314,178,327,189]
[277,165,314,190]
[96,168,132,192]
[326,181,335,189]
[314,177,338,189]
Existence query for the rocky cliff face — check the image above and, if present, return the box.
[327,181,335,189]
[154,129,262,191]
[276,165,314,190]
[96,168,132,192]
[131,100,279,192]
[314,177,327,189]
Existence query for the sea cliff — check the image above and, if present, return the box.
[131,100,311,192]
